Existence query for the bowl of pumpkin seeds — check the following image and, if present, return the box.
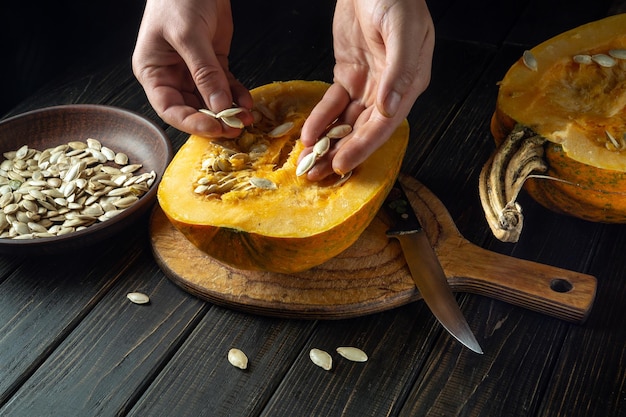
[0,104,172,254]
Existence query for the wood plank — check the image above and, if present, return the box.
[257,305,441,417]
[538,223,626,417]
[127,307,315,417]
[0,243,207,416]
[0,221,147,406]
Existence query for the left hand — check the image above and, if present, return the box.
[299,0,435,180]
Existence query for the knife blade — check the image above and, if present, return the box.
[384,181,483,354]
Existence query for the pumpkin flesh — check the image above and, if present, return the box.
[158,81,409,272]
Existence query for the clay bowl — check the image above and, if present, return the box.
[0,104,172,255]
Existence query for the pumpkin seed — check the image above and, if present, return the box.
[313,136,330,157]
[221,116,245,129]
[522,50,538,71]
[114,152,129,165]
[268,121,295,138]
[198,108,217,118]
[216,107,245,119]
[591,53,617,67]
[573,54,592,64]
[609,49,626,60]
[309,348,332,370]
[296,152,317,177]
[336,346,368,362]
[227,348,249,370]
[333,170,352,187]
[326,124,352,139]
[249,177,277,190]
[126,292,150,304]
[199,107,246,129]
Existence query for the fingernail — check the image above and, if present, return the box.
[208,90,230,112]
[380,90,401,118]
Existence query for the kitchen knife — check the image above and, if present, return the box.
[385,181,483,354]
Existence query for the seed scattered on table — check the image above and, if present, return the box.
[126,292,150,305]
[228,348,249,370]
[0,140,155,239]
[336,346,368,362]
[309,348,333,371]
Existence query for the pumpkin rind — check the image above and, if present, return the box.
[158,81,409,273]
[482,14,626,241]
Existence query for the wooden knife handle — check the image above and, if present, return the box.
[440,238,596,323]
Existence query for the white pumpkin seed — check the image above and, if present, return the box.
[313,136,330,157]
[296,152,317,177]
[609,49,626,60]
[336,346,368,362]
[326,124,353,139]
[333,170,352,187]
[221,116,245,129]
[268,121,295,138]
[114,152,129,165]
[126,292,150,304]
[198,108,217,118]
[573,54,592,64]
[216,107,246,119]
[309,348,332,371]
[249,177,277,190]
[522,50,538,71]
[592,53,617,67]
[227,348,249,370]
[86,138,102,150]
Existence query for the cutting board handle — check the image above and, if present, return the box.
[401,175,597,323]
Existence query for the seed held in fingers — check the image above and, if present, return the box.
[221,116,245,129]
[216,107,245,119]
[296,152,317,177]
[326,124,352,139]
[198,108,217,118]
[333,170,352,187]
[313,136,330,157]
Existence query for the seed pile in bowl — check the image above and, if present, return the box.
[0,138,155,239]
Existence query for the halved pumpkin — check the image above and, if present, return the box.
[158,80,409,273]
[480,14,626,242]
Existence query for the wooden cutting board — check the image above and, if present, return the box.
[149,175,596,322]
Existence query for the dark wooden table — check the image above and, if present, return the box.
[2,0,626,416]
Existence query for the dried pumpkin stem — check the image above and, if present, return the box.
[479,126,547,242]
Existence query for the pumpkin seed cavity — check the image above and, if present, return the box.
[196,105,354,199]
